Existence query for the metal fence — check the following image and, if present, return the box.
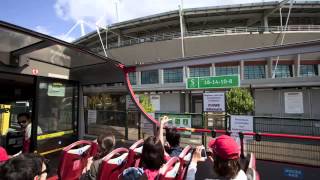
[84,109,141,141]
[241,132,320,166]
[254,116,320,136]
[205,115,320,136]
[89,25,320,51]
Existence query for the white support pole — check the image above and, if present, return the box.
[272,0,294,78]
[279,8,283,31]
[63,21,80,39]
[179,0,185,58]
[96,26,108,57]
[79,21,85,36]
[105,27,108,50]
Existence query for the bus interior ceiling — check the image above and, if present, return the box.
[0,73,34,104]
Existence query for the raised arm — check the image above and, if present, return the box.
[159,116,170,147]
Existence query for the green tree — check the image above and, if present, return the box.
[226,87,254,115]
[140,95,154,113]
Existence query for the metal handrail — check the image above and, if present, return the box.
[90,25,320,52]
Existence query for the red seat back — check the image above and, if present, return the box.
[246,167,260,180]
[58,140,96,180]
[126,139,144,168]
[248,153,256,169]
[177,145,192,180]
[98,148,129,180]
[159,157,181,180]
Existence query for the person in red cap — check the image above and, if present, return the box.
[186,135,247,180]
[211,135,247,180]
[0,146,9,165]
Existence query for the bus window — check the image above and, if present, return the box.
[36,79,78,155]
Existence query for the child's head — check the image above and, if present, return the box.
[165,128,180,147]
[211,135,241,179]
[141,136,165,170]
[95,132,115,160]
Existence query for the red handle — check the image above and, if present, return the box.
[159,157,180,175]
[102,148,129,161]
[129,139,144,150]
[178,145,192,159]
[63,140,93,151]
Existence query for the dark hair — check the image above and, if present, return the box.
[165,128,180,147]
[17,113,31,120]
[213,155,241,179]
[0,153,45,180]
[141,136,165,170]
[94,132,115,160]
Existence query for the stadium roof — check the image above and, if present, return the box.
[75,1,320,44]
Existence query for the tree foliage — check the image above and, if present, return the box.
[226,87,254,115]
[140,95,154,113]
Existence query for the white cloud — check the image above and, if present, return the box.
[52,0,279,40]
[55,34,76,42]
[35,25,51,35]
[34,25,75,42]
[54,0,278,27]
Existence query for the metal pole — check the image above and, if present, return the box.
[125,111,128,140]
[105,27,108,50]
[279,8,283,31]
[179,0,185,58]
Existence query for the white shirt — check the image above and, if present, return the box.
[186,162,247,180]
[25,123,43,140]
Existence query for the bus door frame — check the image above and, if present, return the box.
[30,76,80,153]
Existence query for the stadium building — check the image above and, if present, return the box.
[75,1,320,121]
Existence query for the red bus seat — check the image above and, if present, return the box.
[246,167,260,180]
[248,153,256,169]
[177,145,192,180]
[98,148,129,180]
[159,157,181,180]
[58,140,97,180]
[126,139,144,168]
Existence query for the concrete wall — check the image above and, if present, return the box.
[106,32,320,65]
[254,88,320,119]
[159,93,182,113]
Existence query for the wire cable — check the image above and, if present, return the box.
[272,0,294,78]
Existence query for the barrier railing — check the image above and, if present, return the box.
[90,25,320,51]
[254,116,320,136]
[171,127,320,166]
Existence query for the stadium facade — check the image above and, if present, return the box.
[75,1,320,119]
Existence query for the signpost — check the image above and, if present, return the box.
[230,115,254,151]
[187,75,240,89]
[284,92,304,114]
[160,114,192,135]
[203,92,225,112]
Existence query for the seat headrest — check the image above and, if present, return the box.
[107,153,129,165]
[134,146,143,154]
[68,145,91,155]
[165,162,181,178]
[183,152,192,161]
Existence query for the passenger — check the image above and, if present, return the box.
[17,113,43,153]
[0,146,9,165]
[0,153,48,180]
[165,127,182,157]
[81,132,115,180]
[122,116,169,180]
[186,135,247,180]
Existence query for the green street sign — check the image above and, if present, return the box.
[187,75,240,89]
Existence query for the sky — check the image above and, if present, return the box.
[0,0,311,42]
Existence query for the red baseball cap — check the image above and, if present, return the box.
[0,146,9,162]
[211,135,240,160]
[208,139,216,149]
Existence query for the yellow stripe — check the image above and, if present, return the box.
[40,147,64,156]
[184,128,195,132]
[37,130,74,141]
[0,104,11,136]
